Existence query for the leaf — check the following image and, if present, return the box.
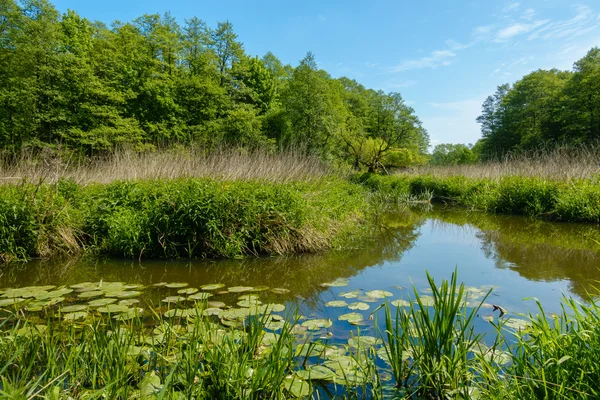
[228,286,254,293]
[339,290,361,299]
[165,283,189,289]
[301,319,332,330]
[140,371,162,398]
[295,365,335,381]
[365,290,393,299]
[348,302,370,311]
[283,376,311,398]
[325,300,348,308]
[338,313,364,324]
[200,283,225,291]
[321,278,349,287]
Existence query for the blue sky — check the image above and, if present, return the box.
[50,0,600,147]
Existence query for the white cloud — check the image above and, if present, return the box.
[521,8,536,21]
[391,49,456,72]
[495,20,549,42]
[537,5,599,41]
[503,2,520,13]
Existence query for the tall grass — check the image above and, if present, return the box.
[409,144,600,182]
[0,147,330,186]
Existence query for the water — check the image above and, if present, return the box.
[2,206,600,335]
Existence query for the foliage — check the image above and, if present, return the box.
[476,48,600,158]
[430,143,477,166]
[0,0,429,167]
[0,177,374,262]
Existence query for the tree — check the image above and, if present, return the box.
[430,143,477,165]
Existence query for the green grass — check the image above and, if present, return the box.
[354,173,600,223]
[0,178,375,262]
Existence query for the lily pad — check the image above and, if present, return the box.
[366,290,393,299]
[238,299,263,308]
[295,365,336,381]
[260,303,286,313]
[165,283,188,289]
[97,304,130,314]
[504,318,529,330]
[36,288,73,299]
[64,311,88,321]
[325,300,348,308]
[417,295,436,306]
[59,304,88,313]
[338,312,364,324]
[320,278,349,288]
[348,302,370,311]
[78,291,104,299]
[228,286,254,293]
[115,308,144,321]
[348,335,381,348]
[189,292,213,301]
[177,288,198,295]
[200,283,225,291]
[391,299,411,307]
[207,301,226,308]
[339,290,361,299]
[105,291,141,299]
[301,319,332,330]
[283,376,311,398]
[88,298,117,307]
[119,299,140,306]
[161,296,187,304]
[0,298,25,307]
[203,308,223,317]
[271,288,290,295]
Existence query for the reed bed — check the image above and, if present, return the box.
[408,144,600,182]
[0,148,331,186]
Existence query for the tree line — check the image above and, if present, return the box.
[0,0,429,171]
[475,47,600,159]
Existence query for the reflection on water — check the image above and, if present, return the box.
[2,207,600,314]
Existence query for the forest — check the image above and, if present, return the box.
[475,47,600,159]
[0,0,429,171]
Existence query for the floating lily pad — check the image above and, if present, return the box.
[151,282,168,287]
[482,315,494,323]
[0,298,25,307]
[64,311,88,321]
[227,286,254,293]
[161,296,187,304]
[203,308,223,317]
[78,291,104,299]
[165,283,188,289]
[265,320,285,330]
[391,299,411,307]
[301,319,332,330]
[366,290,393,299]
[325,300,348,308]
[295,365,335,381]
[207,301,226,308]
[177,288,198,295]
[222,308,252,320]
[338,312,364,324]
[88,298,117,307]
[348,302,370,311]
[97,304,129,314]
[348,335,381,348]
[36,288,73,300]
[105,291,141,299]
[339,290,361,299]
[320,278,349,288]
[417,295,436,306]
[238,299,262,308]
[189,292,212,301]
[271,288,290,295]
[504,318,529,330]
[200,283,225,291]
[283,377,310,398]
[60,304,88,313]
[253,285,270,292]
[261,303,286,313]
[119,299,140,306]
[115,308,144,321]
[70,282,95,289]
[163,309,185,318]
[238,294,260,301]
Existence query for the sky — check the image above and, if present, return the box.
[50,0,600,148]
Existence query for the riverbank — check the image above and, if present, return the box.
[0,178,374,263]
[356,173,600,223]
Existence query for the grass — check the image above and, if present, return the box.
[2,272,600,399]
[0,148,330,186]
[0,177,375,262]
[411,144,600,182]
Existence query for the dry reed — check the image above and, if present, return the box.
[405,144,600,181]
[0,147,330,185]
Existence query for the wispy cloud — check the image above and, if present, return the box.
[391,49,456,72]
[531,5,599,41]
[365,62,378,68]
[495,20,550,42]
[503,2,520,13]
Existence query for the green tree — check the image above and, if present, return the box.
[430,143,477,165]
